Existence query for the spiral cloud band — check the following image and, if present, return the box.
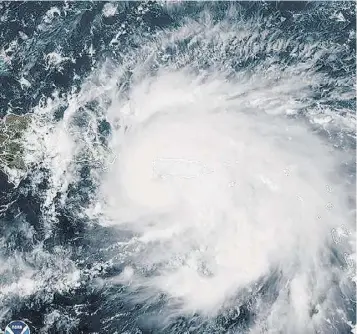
[17,3,355,333]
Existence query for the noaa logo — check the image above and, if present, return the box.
[4,321,30,334]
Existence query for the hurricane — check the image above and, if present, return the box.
[0,2,355,333]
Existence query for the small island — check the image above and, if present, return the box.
[0,113,31,172]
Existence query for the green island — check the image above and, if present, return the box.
[0,113,31,171]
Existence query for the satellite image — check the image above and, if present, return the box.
[0,1,355,333]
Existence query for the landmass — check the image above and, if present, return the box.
[0,113,31,172]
